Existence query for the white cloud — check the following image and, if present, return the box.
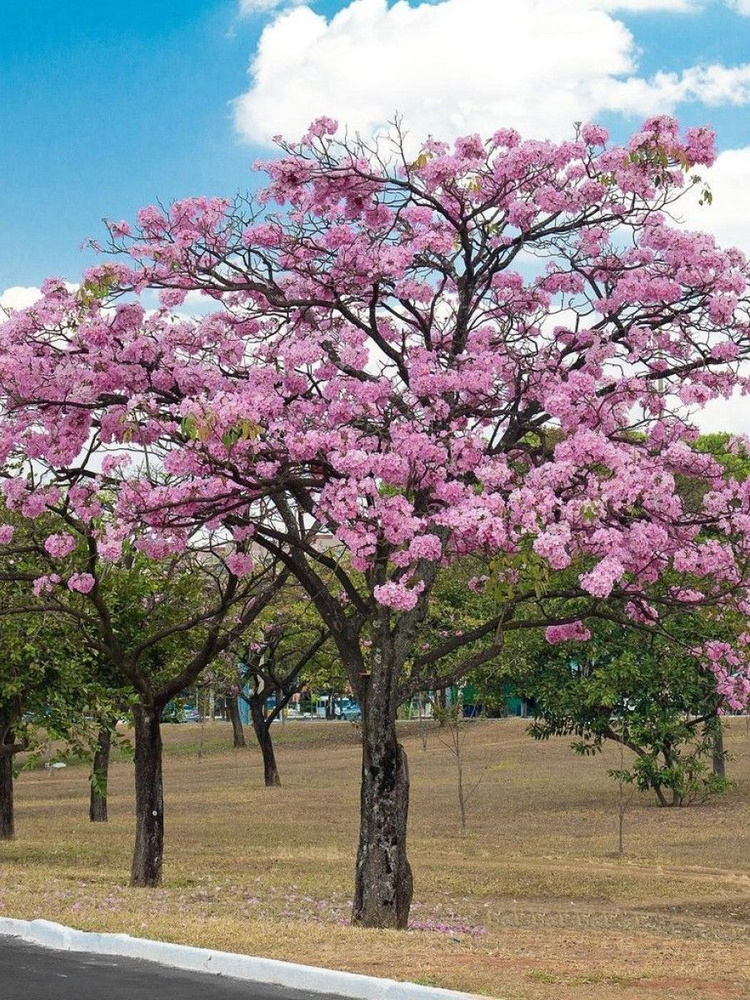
[238,0,309,15]
[695,393,750,437]
[0,286,42,313]
[0,283,81,318]
[677,146,750,256]
[599,0,696,9]
[232,0,750,148]
[600,63,750,114]
[727,0,750,14]
[233,0,631,145]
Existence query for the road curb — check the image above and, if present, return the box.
[0,917,487,1000]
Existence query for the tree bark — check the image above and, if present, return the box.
[0,744,14,840]
[352,652,413,929]
[228,694,246,749]
[89,725,112,823]
[456,752,467,832]
[131,705,164,887]
[652,782,669,807]
[434,688,447,721]
[249,696,281,786]
[710,717,726,779]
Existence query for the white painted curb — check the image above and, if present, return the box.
[0,917,488,1000]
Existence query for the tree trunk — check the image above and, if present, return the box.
[434,688,447,721]
[456,752,467,832]
[89,725,112,823]
[617,739,625,858]
[249,697,281,786]
[259,724,281,787]
[418,693,428,751]
[131,705,164,887]
[0,746,14,840]
[653,782,669,807]
[710,717,726,779]
[662,744,683,806]
[352,654,413,929]
[228,694,246,749]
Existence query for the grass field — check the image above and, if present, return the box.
[2,717,750,1000]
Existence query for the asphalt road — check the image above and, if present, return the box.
[0,938,338,1000]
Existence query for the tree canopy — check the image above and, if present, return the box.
[1,116,749,925]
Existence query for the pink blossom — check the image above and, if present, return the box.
[533,525,572,570]
[581,123,609,146]
[32,573,61,597]
[97,535,124,561]
[373,581,424,612]
[20,493,48,519]
[579,557,625,599]
[546,621,592,644]
[407,534,443,562]
[232,525,255,542]
[101,453,131,476]
[135,534,186,559]
[226,552,255,576]
[304,116,338,140]
[0,114,746,758]
[160,288,187,308]
[44,533,77,558]
[67,573,95,594]
[109,220,131,237]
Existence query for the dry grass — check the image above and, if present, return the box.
[2,717,750,999]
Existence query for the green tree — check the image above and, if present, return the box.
[0,509,287,882]
[216,582,332,785]
[0,600,94,838]
[506,613,731,806]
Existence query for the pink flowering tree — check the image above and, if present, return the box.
[0,440,287,886]
[2,117,750,925]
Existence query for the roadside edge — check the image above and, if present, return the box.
[0,917,490,1000]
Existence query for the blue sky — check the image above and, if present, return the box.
[2,0,749,289]
[1,1,261,283]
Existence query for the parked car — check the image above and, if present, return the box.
[162,701,200,723]
[338,701,361,722]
